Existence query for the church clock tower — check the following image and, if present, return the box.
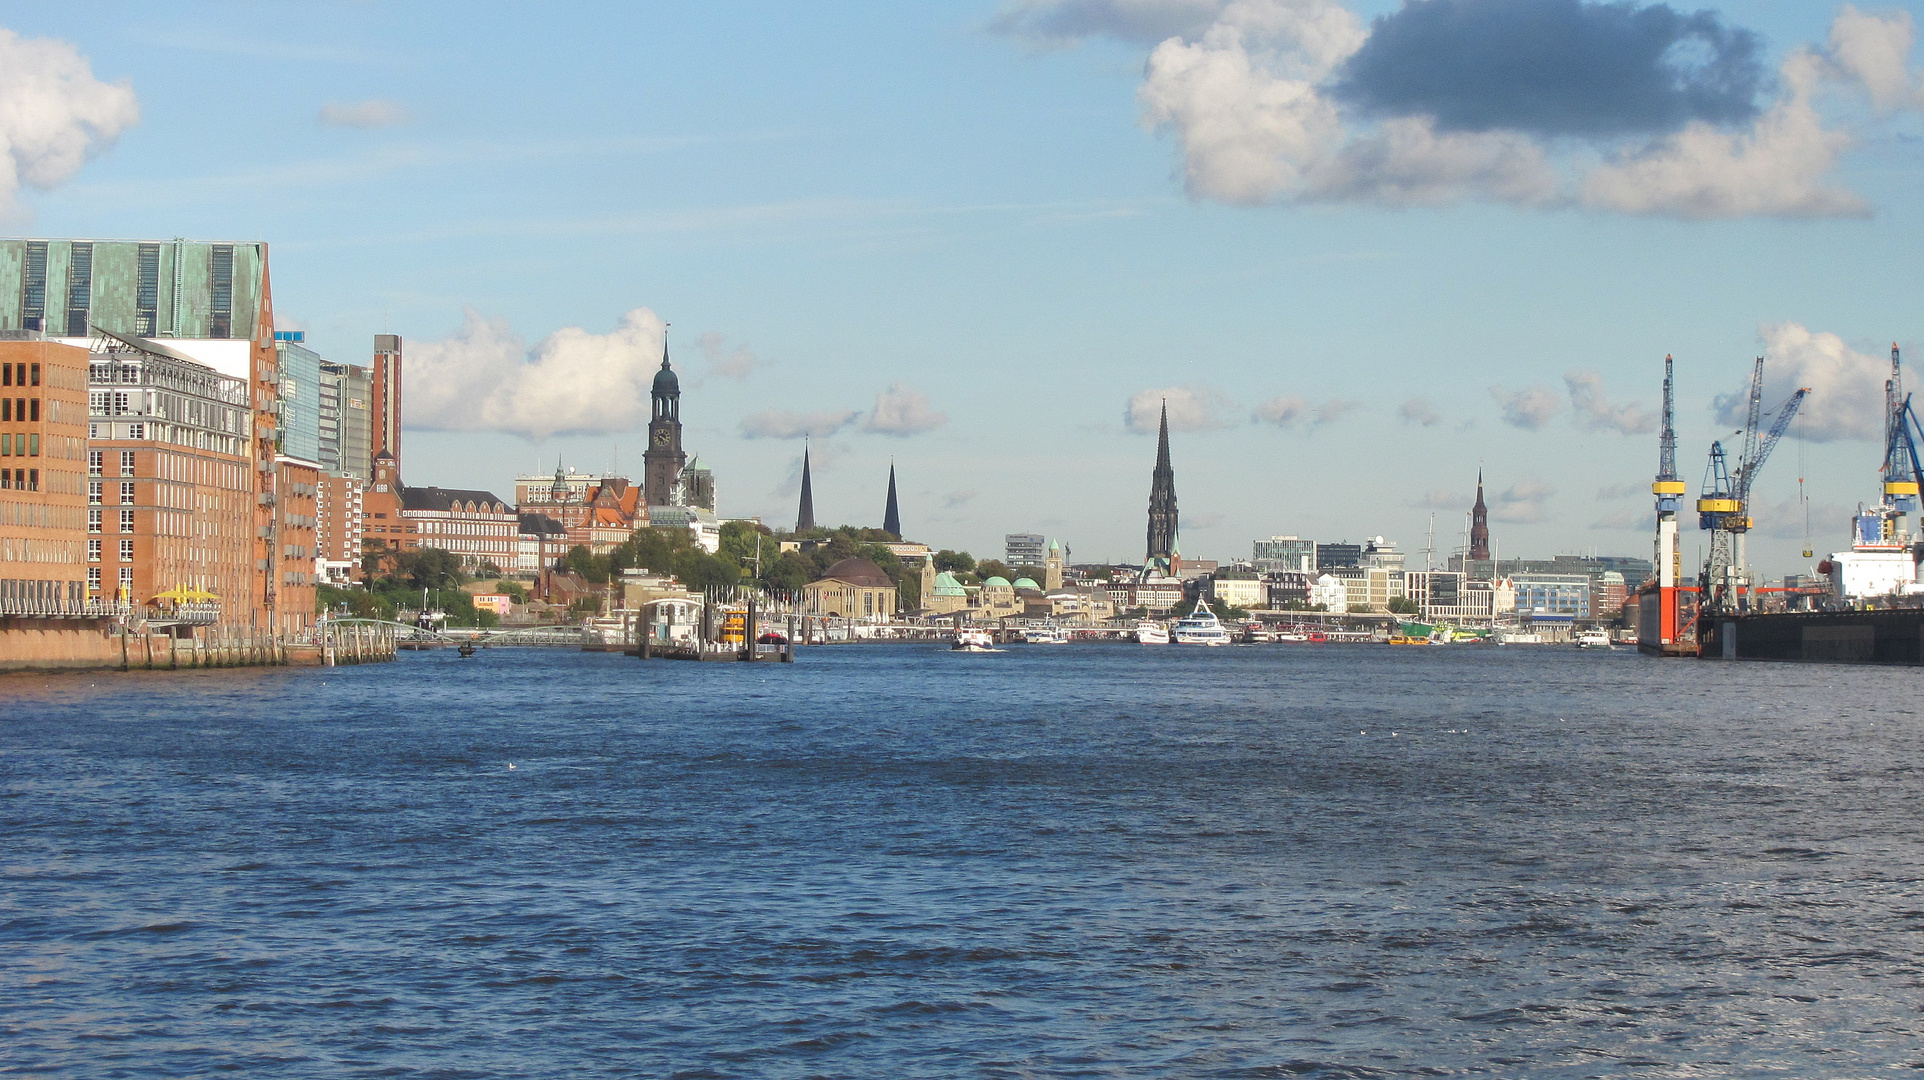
[643,345,686,508]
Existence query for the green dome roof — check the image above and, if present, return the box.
[982,575,1012,589]
[1012,577,1041,591]
[931,571,967,597]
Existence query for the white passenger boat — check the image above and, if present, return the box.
[1023,625,1070,644]
[1135,620,1170,645]
[1574,628,1613,649]
[1172,598,1233,646]
[952,628,996,652]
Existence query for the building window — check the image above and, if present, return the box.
[136,243,161,336]
[87,567,101,593]
[209,244,235,338]
[28,364,38,387]
[88,510,101,533]
[120,539,134,561]
[118,567,133,592]
[88,481,101,504]
[88,539,100,562]
[20,240,46,332]
[89,450,103,477]
[120,509,134,532]
[65,242,93,338]
[29,398,38,422]
[111,392,129,416]
[28,434,37,456]
[26,469,36,491]
[0,433,9,456]
[126,424,143,440]
[120,451,135,476]
[120,481,134,503]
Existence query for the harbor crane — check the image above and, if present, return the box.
[1697,356,1808,615]
[1861,344,1924,547]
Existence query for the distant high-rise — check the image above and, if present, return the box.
[1146,401,1178,563]
[882,463,901,539]
[796,445,816,532]
[372,334,403,473]
[1469,470,1490,560]
[1005,533,1045,567]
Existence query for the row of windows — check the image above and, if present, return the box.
[86,539,136,562]
[3,398,39,423]
[2,433,39,456]
[86,481,136,505]
[85,509,136,534]
[85,567,135,593]
[87,450,137,478]
[1,363,40,388]
[2,469,39,491]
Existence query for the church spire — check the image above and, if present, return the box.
[1146,400,1179,563]
[882,462,901,539]
[796,444,816,532]
[1469,468,1490,561]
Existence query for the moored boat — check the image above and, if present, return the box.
[1023,625,1070,644]
[1172,598,1233,646]
[1135,620,1170,645]
[1574,628,1613,649]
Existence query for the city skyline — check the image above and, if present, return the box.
[4,2,1922,575]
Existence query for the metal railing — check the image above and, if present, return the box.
[0,599,131,619]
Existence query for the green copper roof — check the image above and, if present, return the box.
[982,576,1012,589]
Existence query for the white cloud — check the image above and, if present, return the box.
[1716,321,1890,442]
[944,489,978,509]
[1254,393,1355,427]
[1590,507,1656,531]
[1596,481,1645,500]
[318,98,410,129]
[1398,396,1440,427]
[1491,385,1562,430]
[0,28,139,217]
[1409,489,1465,510]
[1826,5,1924,111]
[741,408,859,440]
[1492,479,1555,523]
[864,383,948,436]
[990,0,1227,46]
[1025,4,1922,218]
[696,331,760,380]
[1126,385,1233,433]
[405,307,668,440]
[1580,52,1868,220]
[1565,370,1658,435]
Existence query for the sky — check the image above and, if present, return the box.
[6,0,1924,578]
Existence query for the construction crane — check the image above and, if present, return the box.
[1645,355,1689,652]
[1697,356,1809,615]
[1869,344,1922,546]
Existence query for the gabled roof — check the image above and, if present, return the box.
[402,486,509,513]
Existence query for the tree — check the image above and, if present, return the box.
[934,549,975,574]
[718,519,772,570]
[1012,565,1047,584]
[761,552,810,592]
[564,545,610,585]
[976,559,1014,582]
[398,548,466,590]
[495,580,528,604]
[1387,596,1420,615]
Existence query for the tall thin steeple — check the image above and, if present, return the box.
[796,443,816,532]
[1146,400,1179,563]
[1469,469,1490,560]
[882,462,901,539]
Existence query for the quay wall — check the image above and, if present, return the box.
[1,620,300,673]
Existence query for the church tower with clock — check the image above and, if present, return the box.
[643,344,687,508]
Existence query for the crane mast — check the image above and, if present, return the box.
[1697,354,1808,619]
[1646,355,1689,652]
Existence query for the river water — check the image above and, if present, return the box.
[4,643,1922,1077]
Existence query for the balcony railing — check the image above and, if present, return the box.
[0,599,131,619]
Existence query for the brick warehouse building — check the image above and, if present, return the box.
[85,333,256,627]
[0,338,89,609]
[0,238,309,632]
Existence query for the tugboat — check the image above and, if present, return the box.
[1172,597,1233,646]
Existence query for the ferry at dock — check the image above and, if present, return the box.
[1135,620,1170,645]
[1172,598,1233,646]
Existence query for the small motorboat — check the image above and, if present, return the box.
[952,628,996,652]
[1023,625,1070,644]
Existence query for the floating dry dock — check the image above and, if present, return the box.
[1699,609,1924,665]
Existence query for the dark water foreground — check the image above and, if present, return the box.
[3,643,1922,1078]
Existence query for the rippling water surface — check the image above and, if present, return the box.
[5,643,1924,1077]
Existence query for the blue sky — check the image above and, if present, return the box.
[9,0,1924,576]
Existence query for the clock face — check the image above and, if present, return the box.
[653,428,672,446]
